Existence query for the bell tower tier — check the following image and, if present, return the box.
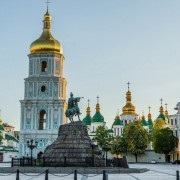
[19,7,67,157]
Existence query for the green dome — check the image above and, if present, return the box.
[158,114,167,120]
[106,129,114,133]
[148,119,153,126]
[82,115,92,125]
[157,113,169,124]
[112,115,124,126]
[92,112,104,123]
[141,119,148,126]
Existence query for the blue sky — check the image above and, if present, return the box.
[1,0,180,130]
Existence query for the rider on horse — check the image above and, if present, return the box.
[65,92,83,122]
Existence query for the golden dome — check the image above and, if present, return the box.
[122,90,137,115]
[30,9,63,54]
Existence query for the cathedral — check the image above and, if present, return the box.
[19,7,67,157]
[18,5,176,163]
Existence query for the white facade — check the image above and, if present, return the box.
[169,102,180,161]
[19,11,67,157]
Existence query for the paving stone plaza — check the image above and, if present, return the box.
[0,163,180,180]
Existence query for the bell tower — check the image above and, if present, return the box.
[19,6,67,157]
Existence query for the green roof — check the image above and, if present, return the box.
[113,119,124,126]
[92,112,105,123]
[157,114,167,120]
[141,119,148,126]
[148,119,153,126]
[5,134,18,142]
[106,129,114,133]
[82,115,92,125]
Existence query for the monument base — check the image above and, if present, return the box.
[43,121,104,167]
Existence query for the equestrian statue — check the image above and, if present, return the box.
[65,92,83,123]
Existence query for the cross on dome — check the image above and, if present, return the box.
[127,82,130,91]
[97,96,100,103]
[148,106,151,113]
[46,0,50,11]
[160,98,163,106]
[165,103,168,110]
[87,99,90,107]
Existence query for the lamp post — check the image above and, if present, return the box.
[90,139,98,167]
[27,139,38,166]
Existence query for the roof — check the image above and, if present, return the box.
[141,119,148,126]
[82,115,92,125]
[92,112,105,123]
[106,129,114,133]
[5,134,19,142]
[113,119,124,126]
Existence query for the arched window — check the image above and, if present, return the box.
[39,110,46,130]
[41,61,47,72]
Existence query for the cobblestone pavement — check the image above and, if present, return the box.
[0,163,180,179]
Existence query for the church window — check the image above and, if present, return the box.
[41,85,46,92]
[171,119,173,125]
[39,110,46,130]
[41,61,47,72]
[175,118,177,125]
[117,128,119,136]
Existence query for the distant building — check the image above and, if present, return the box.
[169,102,180,162]
[0,119,19,162]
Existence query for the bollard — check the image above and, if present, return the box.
[177,170,179,180]
[45,169,49,180]
[103,170,108,180]
[11,157,14,167]
[74,170,77,180]
[43,156,45,167]
[16,169,19,180]
[64,156,66,167]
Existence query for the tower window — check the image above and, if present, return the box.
[41,85,46,92]
[41,61,47,72]
[39,110,46,130]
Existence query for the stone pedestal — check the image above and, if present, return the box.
[43,121,104,166]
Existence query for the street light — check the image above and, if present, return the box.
[27,139,38,166]
[90,139,98,167]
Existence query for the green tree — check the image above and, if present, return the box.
[152,127,177,162]
[153,118,165,129]
[110,136,128,158]
[95,125,113,165]
[95,125,113,151]
[123,121,149,162]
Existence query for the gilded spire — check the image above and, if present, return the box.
[122,82,137,115]
[30,3,63,54]
[165,103,169,117]
[141,110,145,120]
[96,96,100,112]
[115,109,120,120]
[148,106,152,119]
[86,99,91,115]
[159,98,164,114]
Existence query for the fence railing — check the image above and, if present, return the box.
[0,169,109,180]
[12,157,125,167]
